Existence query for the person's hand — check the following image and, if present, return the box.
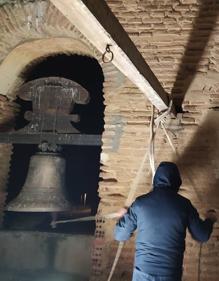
[114,207,128,219]
[206,209,217,223]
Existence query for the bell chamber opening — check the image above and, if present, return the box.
[4,54,105,234]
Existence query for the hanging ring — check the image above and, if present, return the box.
[102,44,114,63]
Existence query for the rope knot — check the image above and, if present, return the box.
[154,99,173,128]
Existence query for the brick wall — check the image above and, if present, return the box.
[96,1,219,280]
[0,1,218,281]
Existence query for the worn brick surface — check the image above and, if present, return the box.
[0,1,218,281]
[100,1,219,280]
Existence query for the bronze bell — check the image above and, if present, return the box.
[6,152,70,212]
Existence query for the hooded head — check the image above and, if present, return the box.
[153,162,182,192]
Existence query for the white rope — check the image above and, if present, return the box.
[49,99,203,281]
[149,105,155,178]
[106,101,173,281]
[106,108,157,281]
[51,212,121,227]
[125,134,152,207]
[157,112,202,203]
[106,99,205,281]
[52,105,157,228]
[148,100,173,180]
[52,101,177,281]
[106,242,124,281]
[51,102,174,279]
[154,100,173,128]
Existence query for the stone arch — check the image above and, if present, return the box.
[0,37,96,98]
[0,0,125,99]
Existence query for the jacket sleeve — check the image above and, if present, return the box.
[114,203,137,241]
[188,202,214,242]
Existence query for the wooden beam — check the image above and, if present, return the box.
[50,0,169,111]
[0,133,102,146]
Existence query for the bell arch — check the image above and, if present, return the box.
[0,36,100,224]
[0,37,95,98]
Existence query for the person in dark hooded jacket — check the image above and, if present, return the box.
[114,162,217,281]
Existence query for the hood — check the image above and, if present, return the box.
[153,162,182,192]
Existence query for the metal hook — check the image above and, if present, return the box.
[102,44,114,63]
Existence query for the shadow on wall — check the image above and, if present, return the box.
[171,0,219,111]
[176,110,219,208]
